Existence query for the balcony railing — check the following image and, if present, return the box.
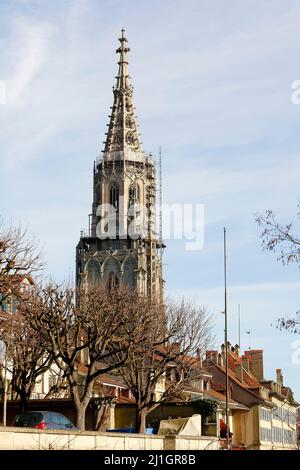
[96,150,154,166]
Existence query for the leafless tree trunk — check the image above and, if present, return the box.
[0,315,52,410]
[92,397,115,431]
[117,297,214,433]
[22,282,142,430]
[0,219,47,410]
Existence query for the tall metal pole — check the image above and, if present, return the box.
[158,146,164,303]
[224,227,229,449]
[238,304,241,347]
[159,146,163,260]
[3,356,7,426]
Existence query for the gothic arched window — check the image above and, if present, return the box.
[86,258,101,286]
[123,256,137,288]
[103,257,121,290]
[110,184,119,210]
[128,183,140,205]
[107,272,119,291]
[129,185,136,205]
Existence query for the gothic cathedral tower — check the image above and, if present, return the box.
[76,30,164,301]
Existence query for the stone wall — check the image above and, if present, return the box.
[0,427,219,451]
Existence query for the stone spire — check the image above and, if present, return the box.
[103,29,142,155]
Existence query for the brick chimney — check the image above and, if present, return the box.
[276,368,283,385]
[235,362,243,382]
[242,355,250,372]
[244,350,264,381]
[218,353,224,367]
[221,342,231,356]
[206,351,218,364]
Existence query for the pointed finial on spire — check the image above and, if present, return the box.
[116,28,130,62]
[103,30,142,155]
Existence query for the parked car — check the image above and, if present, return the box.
[12,411,77,430]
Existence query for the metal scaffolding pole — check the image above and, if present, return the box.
[224,227,230,449]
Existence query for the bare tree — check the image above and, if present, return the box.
[23,283,141,430]
[256,207,300,333]
[0,220,43,301]
[117,297,214,433]
[0,315,52,410]
[277,313,300,334]
[0,220,46,410]
[255,208,300,266]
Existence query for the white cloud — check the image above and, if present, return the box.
[5,17,54,105]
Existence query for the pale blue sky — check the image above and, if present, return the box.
[1,0,300,396]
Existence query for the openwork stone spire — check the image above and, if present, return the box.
[103,29,142,154]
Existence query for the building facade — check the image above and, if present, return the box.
[204,344,299,449]
[76,30,163,300]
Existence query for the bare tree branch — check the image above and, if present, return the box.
[116,297,214,433]
[255,208,300,266]
[256,205,300,334]
[0,314,52,409]
[0,219,44,301]
[22,282,143,430]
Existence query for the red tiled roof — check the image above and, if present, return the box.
[244,349,263,355]
[206,362,263,401]
[242,368,260,387]
[77,365,127,389]
[97,373,127,388]
[202,389,249,410]
[205,388,234,403]
[227,349,242,367]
